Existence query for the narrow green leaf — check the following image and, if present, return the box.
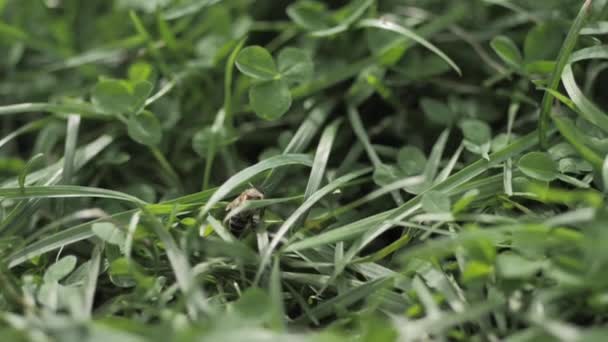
[199,154,313,219]
[83,244,102,318]
[0,185,146,204]
[224,38,247,126]
[140,207,212,318]
[357,18,462,76]
[255,168,372,283]
[294,277,392,323]
[269,258,286,331]
[552,114,603,170]
[539,0,593,147]
[18,153,44,192]
[304,118,342,199]
[261,100,334,193]
[562,45,608,133]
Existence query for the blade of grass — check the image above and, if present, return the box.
[304,118,342,199]
[552,113,603,170]
[255,168,372,284]
[539,0,593,148]
[140,206,212,318]
[83,243,102,319]
[309,175,425,225]
[269,258,286,331]
[199,153,313,219]
[0,102,104,118]
[562,45,608,133]
[0,185,146,204]
[357,18,462,76]
[61,115,80,186]
[426,129,450,184]
[2,135,113,188]
[0,118,54,150]
[293,277,393,324]
[291,3,467,99]
[348,105,403,205]
[6,188,224,269]
[261,101,334,194]
[59,115,80,215]
[225,38,247,128]
[347,105,382,166]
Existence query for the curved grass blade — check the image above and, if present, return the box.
[199,153,313,219]
[357,18,462,76]
[224,38,247,127]
[0,136,114,235]
[18,154,45,192]
[311,175,425,224]
[0,185,146,204]
[0,118,54,150]
[285,208,396,253]
[0,102,104,118]
[2,135,113,188]
[552,114,603,170]
[290,4,467,100]
[7,187,228,269]
[6,217,104,268]
[255,168,372,284]
[539,0,593,147]
[562,45,608,133]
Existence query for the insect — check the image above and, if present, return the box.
[223,187,265,235]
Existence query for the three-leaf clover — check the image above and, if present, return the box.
[236,45,313,120]
[91,63,163,147]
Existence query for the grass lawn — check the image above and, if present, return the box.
[2,0,608,341]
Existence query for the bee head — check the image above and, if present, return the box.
[243,187,264,200]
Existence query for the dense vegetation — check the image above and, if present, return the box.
[2,0,608,340]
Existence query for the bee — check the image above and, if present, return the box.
[223,187,265,236]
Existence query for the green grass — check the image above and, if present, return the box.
[2,0,608,341]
